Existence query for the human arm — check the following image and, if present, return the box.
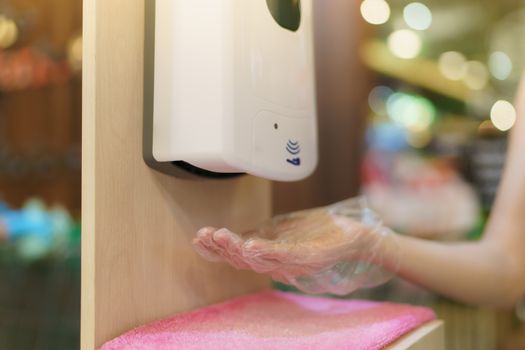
[194,77,525,308]
[378,76,525,308]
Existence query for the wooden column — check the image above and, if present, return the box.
[81,0,271,348]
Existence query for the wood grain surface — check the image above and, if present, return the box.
[81,0,271,348]
[387,321,445,350]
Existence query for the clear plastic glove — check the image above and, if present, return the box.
[193,197,397,295]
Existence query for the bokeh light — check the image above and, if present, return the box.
[463,61,489,90]
[68,35,83,73]
[403,2,433,31]
[490,100,516,131]
[478,120,495,133]
[0,15,18,49]
[360,0,391,25]
[387,30,422,59]
[438,51,466,81]
[407,129,433,148]
[489,51,513,81]
[368,86,394,115]
[386,92,436,132]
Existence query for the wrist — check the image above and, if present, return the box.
[372,228,401,272]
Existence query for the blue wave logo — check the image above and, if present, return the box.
[287,158,301,166]
[286,140,301,167]
[286,140,301,155]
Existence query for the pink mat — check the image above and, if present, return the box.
[101,290,435,350]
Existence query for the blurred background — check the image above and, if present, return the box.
[0,0,524,349]
[275,1,525,350]
[0,0,81,349]
[352,3,525,349]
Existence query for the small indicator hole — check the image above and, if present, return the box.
[274,123,279,130]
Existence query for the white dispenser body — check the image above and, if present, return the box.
[150,0,318,181]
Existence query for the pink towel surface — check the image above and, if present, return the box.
[101,290,435,350]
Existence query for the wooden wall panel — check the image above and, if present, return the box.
[81,0,271,348]
[273,0,372,214]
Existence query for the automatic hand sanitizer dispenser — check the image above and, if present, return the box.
[144,0,318,181]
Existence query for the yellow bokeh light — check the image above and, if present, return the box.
[463,61,489,90]
[407,129,433,148]
[478,120,495,134]
[0,15,18,49]
[68,35,83,72]
[387,30,422,59]
[490,100,516,132]
[360,0,391,25]
[438,51,466,81]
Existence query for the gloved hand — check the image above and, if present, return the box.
[193,197,397,295]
